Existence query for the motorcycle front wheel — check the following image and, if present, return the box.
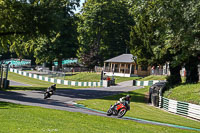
[117,109,127,118]
[44,93,50,99]
[106,108,113,116]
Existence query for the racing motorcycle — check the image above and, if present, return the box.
[107,103,128,118]
[44,84,56,99]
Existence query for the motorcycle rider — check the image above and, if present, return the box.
[46,84,56,95]
[112,95,131,110]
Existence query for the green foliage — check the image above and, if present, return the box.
[129,0,167,66]
[0,0,80,65]
[77,0,133,68]
[129,0,200,84]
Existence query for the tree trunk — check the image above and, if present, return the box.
[31,56,36,66]
[57,58,62,71]
[185,56,199,83]
[167,63,182,86]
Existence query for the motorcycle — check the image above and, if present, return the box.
[44,84,56,99]
[107,103,128,118]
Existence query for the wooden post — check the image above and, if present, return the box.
[130,64,132,74]
[104,63,106,71]
[109,63,111,72]
[113,64,115,73]
[111,63,113,72]
[119,63,121,73]
[124,64,126,74]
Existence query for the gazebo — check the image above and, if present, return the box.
[104,54,151,77]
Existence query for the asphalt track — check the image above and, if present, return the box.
[0,81,200,131]
[0,82,142,116]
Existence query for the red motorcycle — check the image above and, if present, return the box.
[107,103,128,118]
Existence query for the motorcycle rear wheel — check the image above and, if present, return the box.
[117,109,127,118]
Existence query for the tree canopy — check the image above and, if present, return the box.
[0,0,80,67]
[0,0,200,84]
[129,0,200,84]
[77,0,133,68]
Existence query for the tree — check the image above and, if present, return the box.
[130,0,167,66]
[0,0,80,68]
[159,0,200,83]
[33,2,80,70]
[77,0,133,68]
[129,0,181,85]
[130,0,200,85]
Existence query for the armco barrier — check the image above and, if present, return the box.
[159,96,200,120]
[9,68,103,87]
[133,80,163,86]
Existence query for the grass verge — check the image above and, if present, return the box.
[164,82,200,105]
[8,71,140,85]
[77,87,200,129]
[0,101,198,133]
[7,72,84,90]
[64,72,140,83]
[138,75,167,81]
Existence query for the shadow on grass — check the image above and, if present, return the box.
[6,86,47,91]
[3,86,80,91]
[0,101,27,109]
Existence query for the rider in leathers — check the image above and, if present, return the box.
[112,95,131,110]
[46,84,56,94]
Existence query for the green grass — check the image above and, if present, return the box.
[138,75,186,83]
[7,72,140,90]
[64,72,101,82]
[64,72,141,83]
[114,76,141,83]
[7,72,83,90]
[164,82,200,105]
[138,75,167,81]
[9,71,141,84]
[77,87,200,129]
[0,101,198,133]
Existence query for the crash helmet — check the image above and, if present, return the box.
[51,84,56,88]
[125,95,131,101]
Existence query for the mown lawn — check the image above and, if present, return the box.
[138,75,167,81]
[77,87,200,130]
[0,101,198,133]
[8,71,141,84]
[164,82,200,105]
[64,72,101,82]
[64,72,140,83]
[7,72,83,90]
